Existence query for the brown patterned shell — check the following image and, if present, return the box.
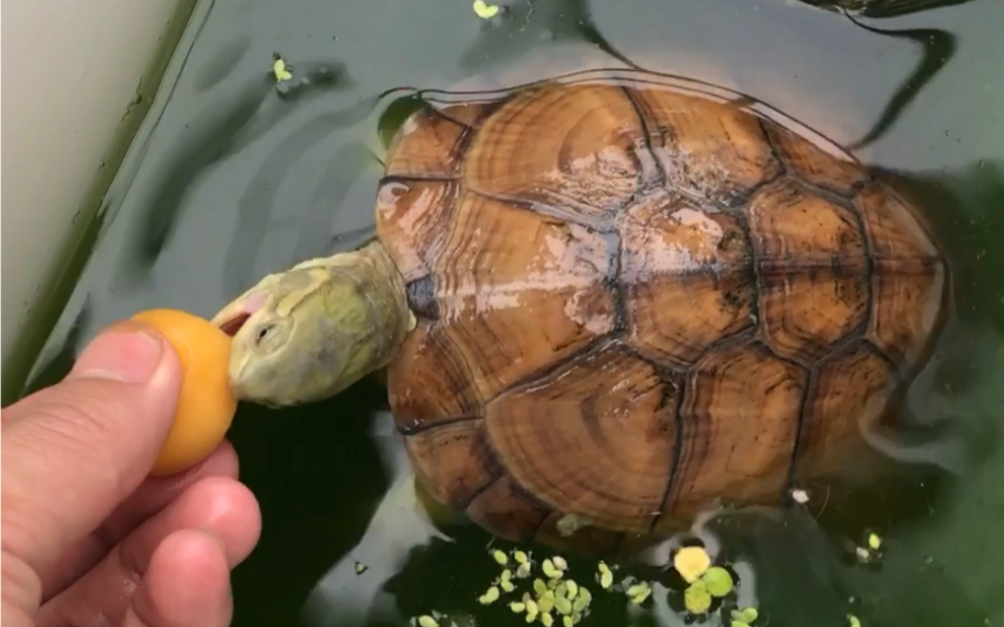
[373,77,948,552]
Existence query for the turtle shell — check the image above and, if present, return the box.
[373,76,947,552]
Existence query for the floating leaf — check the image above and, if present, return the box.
[554,596,573,615]
[472,0,500,18]
[701,566,733,598]
[493,550,509,566]
[674,546,711,583]
[596,562,614,589]
[683,581,712,614]
[627,581,652,605]
[537,592,555,613]
[514,551,529,564]
[525,599,539,619]
[417,616,438,627]
[272,56,293,82]
[867,533,882,551]
[510,602,526,613]
[542,559,563,579]
[732,607,759,623]
[479,586,500,605]
[565,580,578,600]
[541,612,554,627]
[848,615,862,627]
[554,582,568,599]
[552,556,568,571]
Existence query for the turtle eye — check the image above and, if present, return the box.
[244,318,292,356]
[253,324,274,345]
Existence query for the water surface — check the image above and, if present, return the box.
[23,0,1004,625]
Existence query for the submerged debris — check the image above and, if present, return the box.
[790,487,810,504]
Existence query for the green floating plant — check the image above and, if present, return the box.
[684,580,712,614]
[472,0,500,18]
[730,606,759,627]
[701,566,734,598]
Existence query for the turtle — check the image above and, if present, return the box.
[211,48,948,564]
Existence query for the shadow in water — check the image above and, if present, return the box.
[797,0,979,19]
[121,60,356,288]
[840,10,957,150]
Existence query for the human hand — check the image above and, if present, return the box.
[1,320,262,627]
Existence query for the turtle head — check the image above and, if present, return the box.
[211,247,413,407]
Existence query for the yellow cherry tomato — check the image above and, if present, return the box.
[132,308,237,475]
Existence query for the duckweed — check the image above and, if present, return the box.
[674,546,711,584]
[472,0,500,18]
[683,580,712,614]
[479,586,501,605]
[542,559,563,579]
[701,566,733,597]
[596,562,614,589]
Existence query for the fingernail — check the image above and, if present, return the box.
[69,320,167,383]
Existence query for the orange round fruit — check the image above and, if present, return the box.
[132,308,237,476]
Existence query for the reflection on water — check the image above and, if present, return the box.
[840,11,956,149]
[20,0,1003,626]
[802,0,977,18]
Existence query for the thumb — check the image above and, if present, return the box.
[0,320,182,575]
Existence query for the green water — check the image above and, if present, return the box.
[19,0,1004,625]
